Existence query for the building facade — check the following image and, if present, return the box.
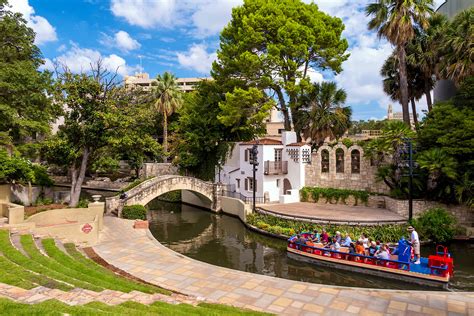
[217,131,311,203]
[124,72,206,92]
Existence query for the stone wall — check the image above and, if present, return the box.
[220,196,252,222]
[384,197,473,227]
[305,144,389,194]
[141,163,178,179]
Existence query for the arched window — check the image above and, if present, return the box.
[321,150,329,173]
[336,148,344,173]
[351,149,360,174]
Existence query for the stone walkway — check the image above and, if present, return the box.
[259,202,406,224]
[93,217,474,315]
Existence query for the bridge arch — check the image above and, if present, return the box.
[105,176,221,215]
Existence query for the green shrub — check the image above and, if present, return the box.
[122,205,147,220]
[76,198,89,208]
[300,186,369,205]
[34,196,53,206]
[412,208,457,242]
[342,138,354,148]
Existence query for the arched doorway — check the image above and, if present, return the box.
[283,178,292,194]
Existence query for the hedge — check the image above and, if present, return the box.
[300,186,370,205]
[122,205,147,220]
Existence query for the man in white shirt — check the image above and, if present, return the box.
[407,226,420,264]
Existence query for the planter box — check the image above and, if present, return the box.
[133,220,149,229]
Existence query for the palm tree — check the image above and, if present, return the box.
[406,13,448,111]
[298,82,351,146]
[381,54,426,127]
[417,148,458,197]
[366,0,434,125]
[440,8,474,86]
[152,72,183,160]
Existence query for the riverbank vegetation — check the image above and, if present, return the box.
[247,213,408,243]
[122,205,147,220]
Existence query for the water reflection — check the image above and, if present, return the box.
[148,200,473,291]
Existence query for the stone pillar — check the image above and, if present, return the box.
[212,183,222,212]
[88,202,105,230]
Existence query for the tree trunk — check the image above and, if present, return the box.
[27,181,32,206]
[163,113,168,161]
[424,79,433,112]
[397,47,411,126]
[410,98,418,127]
[69,147,90,207]
[275,88,291,130]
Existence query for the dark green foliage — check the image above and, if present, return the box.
[348,120,388,135]
[122,205,147,220]
[0,149,53,186]
[248,213,408,243]
[412,208,458,242]
[120,177,154,193]
[157,190,182,202]
[300,187,369,205]
[76,198,89,208]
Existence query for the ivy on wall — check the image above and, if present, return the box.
[300,186,370,205]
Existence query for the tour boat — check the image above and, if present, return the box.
[287,233,453,288]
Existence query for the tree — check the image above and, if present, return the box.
[152,72,182,160]
[42,62,120,207]
[406,13,448,111]
[0,1,60,156]
[381,53,430,126]
[366,0,434,126]
[212,0,349,137]
[417,148,457,199]
[439,8,473,86]
[296,82,351,145]
[173,80,271,180]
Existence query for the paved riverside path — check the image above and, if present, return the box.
[258,202,406,224]
[93,217,474,315]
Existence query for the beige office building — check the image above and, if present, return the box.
[124,72,206,92]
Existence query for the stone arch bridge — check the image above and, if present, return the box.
[105,175,222,215]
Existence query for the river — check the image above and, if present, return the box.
[148,200,474,291]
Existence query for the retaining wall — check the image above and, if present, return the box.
[220,196,252,222]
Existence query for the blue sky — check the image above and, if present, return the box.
[8,0,445,120]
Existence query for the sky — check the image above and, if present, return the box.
[7,0,446,121]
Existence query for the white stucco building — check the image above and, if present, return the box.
[217,131,311,204]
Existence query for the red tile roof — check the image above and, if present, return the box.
[286,142,309,147]
[240,138,283,145]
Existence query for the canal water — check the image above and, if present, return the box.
[148,200,474,291]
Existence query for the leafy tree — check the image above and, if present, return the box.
[296,82,351,145]
[366,0,434,126]
[439,8,473,86]
[348,119,388,135]
[212,0,349,136]
[152,72,182,160]
[417,148,457,199]
[42,62,121,207]
[0,1,60,156]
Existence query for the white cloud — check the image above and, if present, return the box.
[8,0,57,45]
[110,0,177,29]
[100,30,141,52]
[54,43,138,76]
[190,0,241,37]
[176,44,217,74]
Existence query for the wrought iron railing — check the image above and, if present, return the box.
[221,190,265,204]
[264,161,288,175]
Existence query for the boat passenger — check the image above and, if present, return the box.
[335,231,342,244]
[407,226,421,265]
[360,233,369,248]
[355,240,365,255]
[297,234,307,245]
[348,242,356,254]
[375,244,390,260]
[367,241,377,257]
[320,229,329,244]
[329,237,341,251]
[311,230,320,242]
[341,233,352,247]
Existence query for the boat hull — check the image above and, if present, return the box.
[287,247,449,289]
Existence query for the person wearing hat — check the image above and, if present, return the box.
[407,226,420,264]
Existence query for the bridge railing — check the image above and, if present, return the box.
[221,190,266,204]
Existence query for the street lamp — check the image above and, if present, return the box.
[250,144,259,212]
[401,138,414,221]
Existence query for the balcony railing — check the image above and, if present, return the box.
[264,160,288,175]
